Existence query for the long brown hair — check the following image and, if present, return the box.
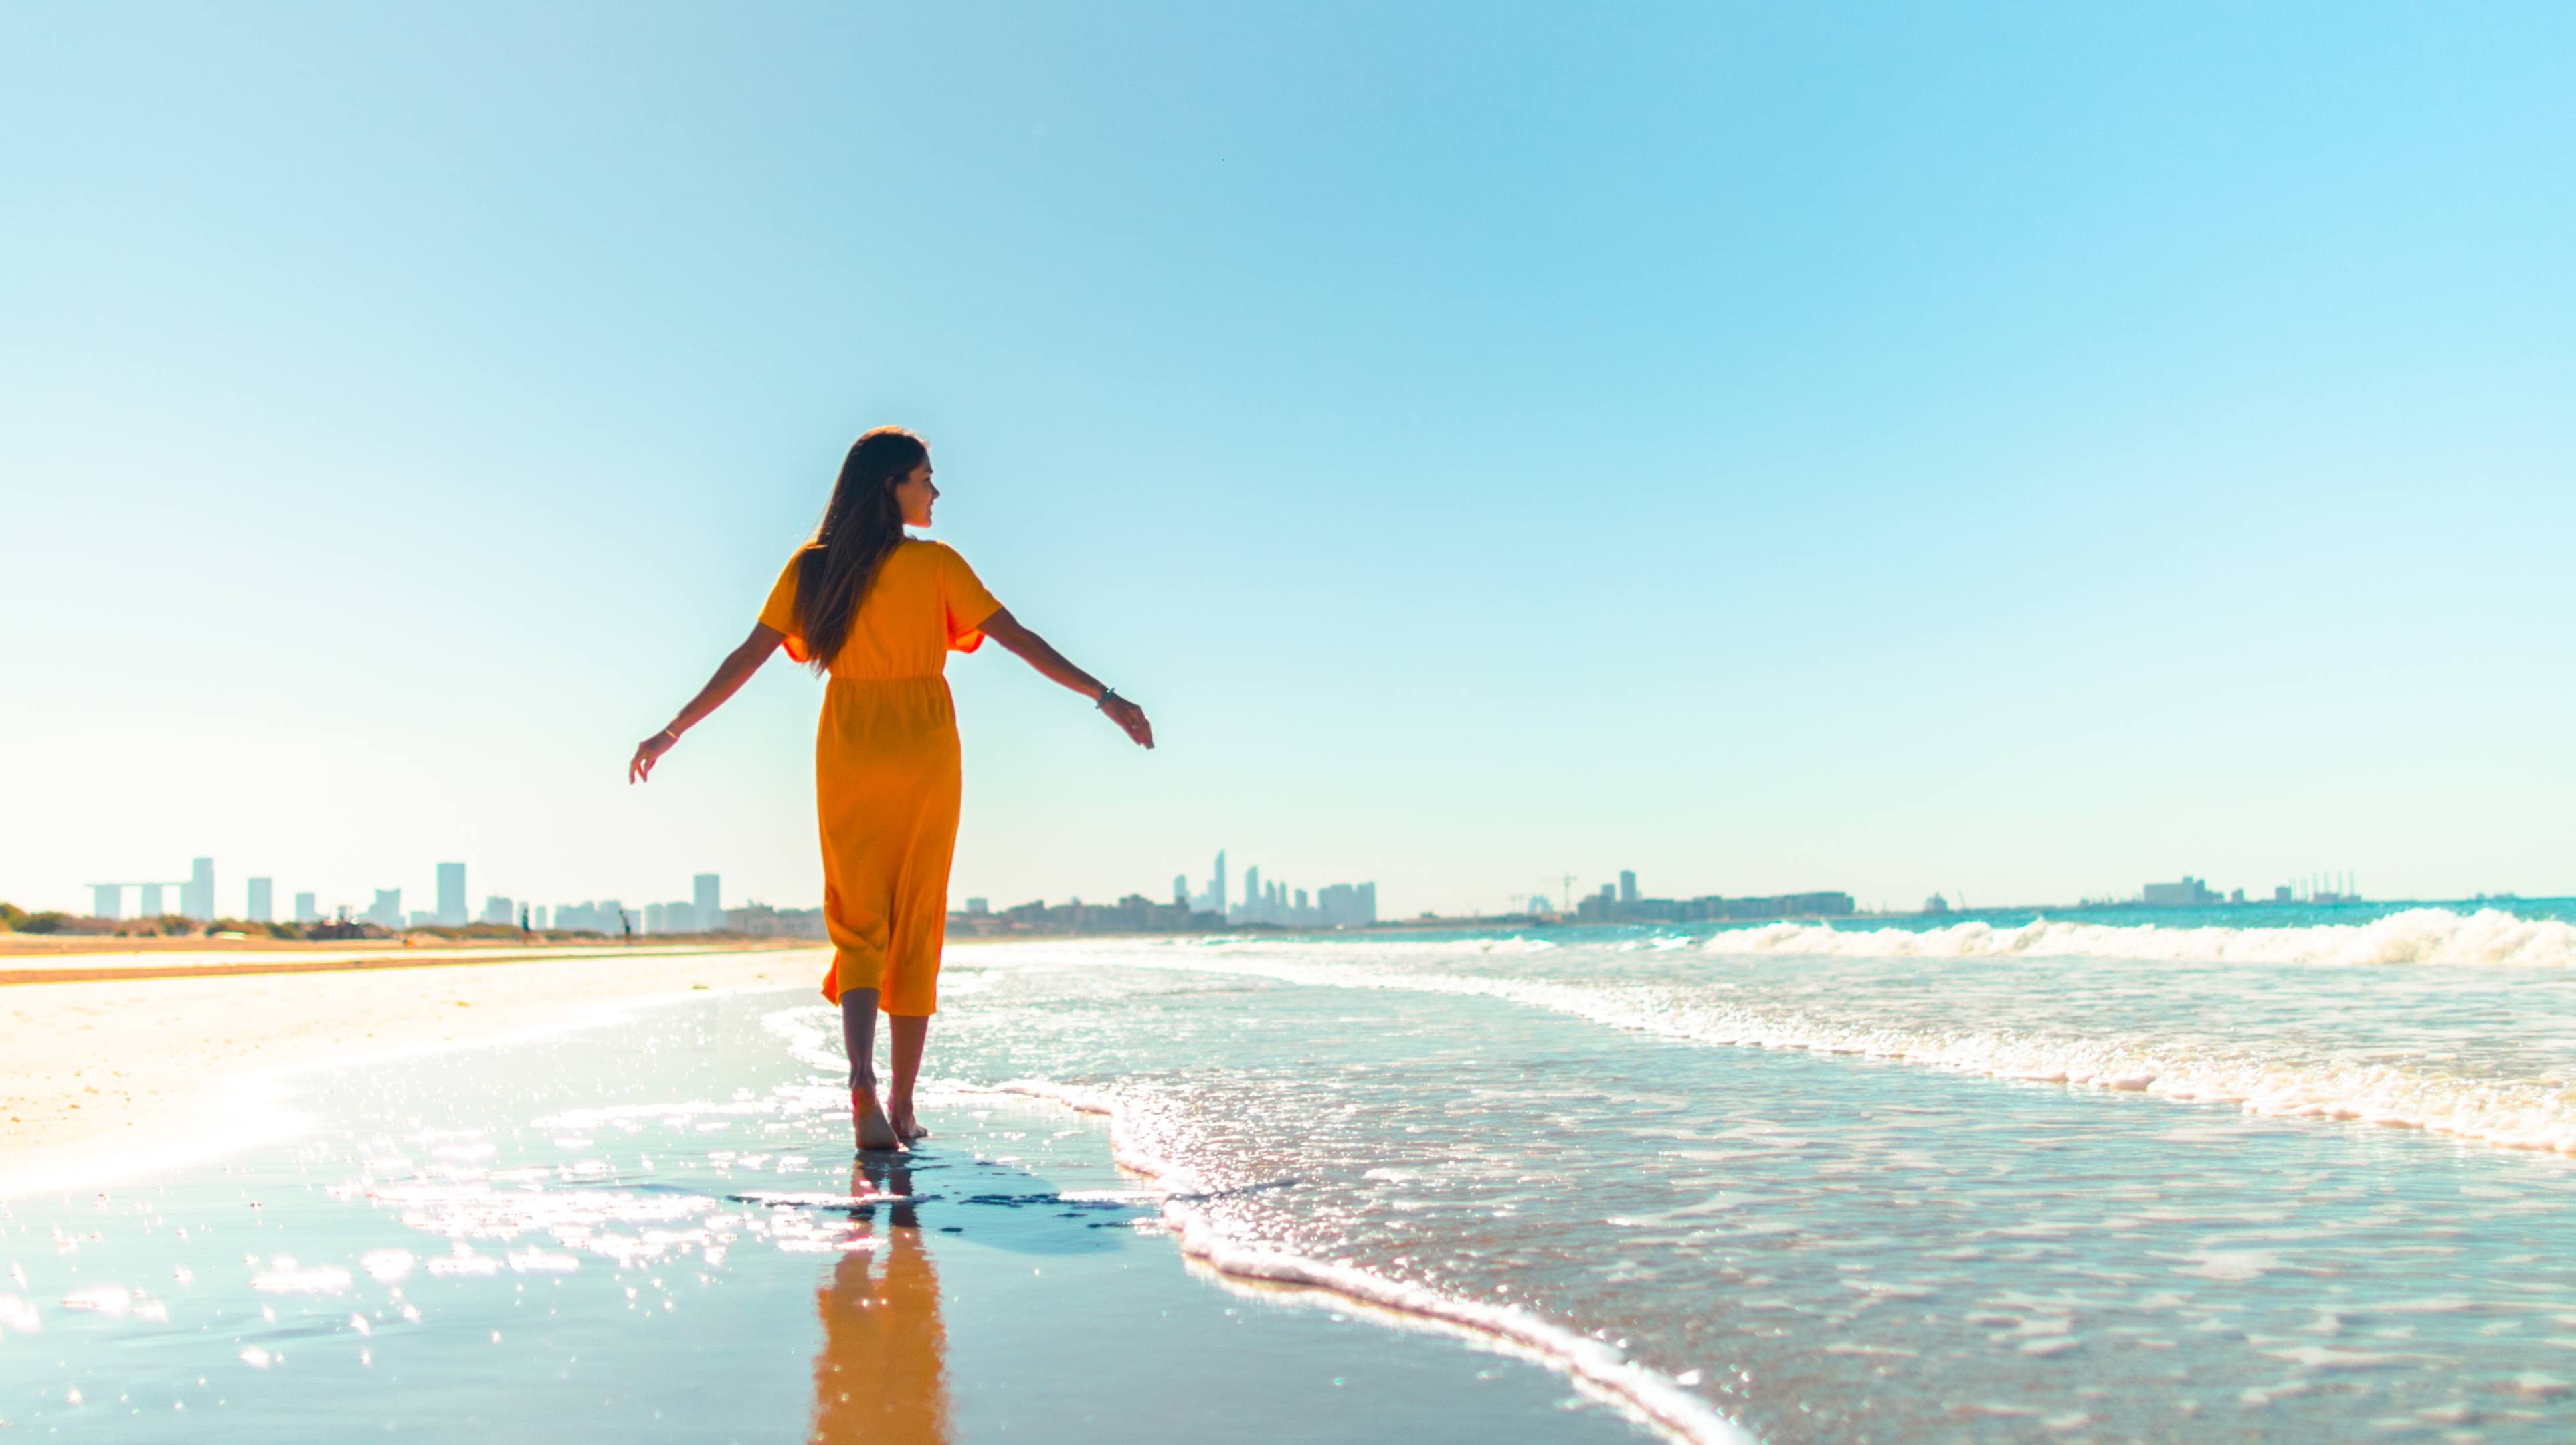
[794,427,927,672]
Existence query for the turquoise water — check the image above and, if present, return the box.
[931,903,2576,1442]
[13,902,2576,1443]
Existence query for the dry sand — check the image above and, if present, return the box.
[0,939,832,1199]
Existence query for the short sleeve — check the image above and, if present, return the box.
[936,544,1002,653]
[758,552,811,664]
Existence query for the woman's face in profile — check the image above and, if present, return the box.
[895,461,938,528]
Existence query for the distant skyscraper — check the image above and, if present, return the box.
[482,896,513,925]
[1174,874,1189,906]
[139,882,165,917]
[370,888,403,928]
[1213,852,1226,917]
[1244,866,1260,910]
[90,884,121,920]
[693,873,722,931]
[247,877,273,923]
[183,857,214,921]
[1619,870,1638,904]
[966,898,990,916]
[1318,881,1379,927]
[436,862,466,927]
[294,892,318,923]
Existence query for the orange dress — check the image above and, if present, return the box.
[759,539,1002,1016]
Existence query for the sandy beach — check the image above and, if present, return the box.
[0,938,828,1199]
[0,942,1658,1443]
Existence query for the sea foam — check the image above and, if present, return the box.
[983,1077,1756,1445]
[1009,920,2576,1159]
[1700,907,2576,968]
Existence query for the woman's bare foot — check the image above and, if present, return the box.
[888,1100,931,1142]
[852,1089,903,1152]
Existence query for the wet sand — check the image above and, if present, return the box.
[0,941,828,1198]
[0,980,1657,1443]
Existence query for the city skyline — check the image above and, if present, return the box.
[12,847,2470,935]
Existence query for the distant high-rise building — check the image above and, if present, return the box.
[2142,877,2218,908]
[294,892,318,923]
[1174,874,1189,906]
[1619,870,1638,904]
[1295,888,1308,912]
[644,902,669,933]
[139,882,165,917]
[1315,882,1379,927]
[482,896,513,925]
[436,863,466,927]
[533,905,549,930]
[1529,894,1552,914]
[369,889,403,928]
[183,858,215,921]
[247,877,273,923]
[1244,866,1261,910]
[1213,852,1226,916]
[967,898,990,916]
[90,884,122,920]
[693,873,722,932]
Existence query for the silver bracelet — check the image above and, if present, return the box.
[1095,687,1120,710]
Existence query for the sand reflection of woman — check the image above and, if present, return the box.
[630,428,1153,1149]
[810,1158,948,1444]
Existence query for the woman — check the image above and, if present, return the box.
[629,427,1153,1151]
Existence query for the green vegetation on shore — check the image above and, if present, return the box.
[0,904,788,947]
[0,904,659,943]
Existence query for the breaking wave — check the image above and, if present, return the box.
[1699,908,2576,968]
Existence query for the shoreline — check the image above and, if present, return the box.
[0,943,829,1198]
[1,961,1671,1445]
[988,1078,1751,1445]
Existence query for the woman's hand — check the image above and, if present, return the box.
[629,729,678,783]
[1102,695,1154,749]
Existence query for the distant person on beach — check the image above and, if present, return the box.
[629,427,1154,1151]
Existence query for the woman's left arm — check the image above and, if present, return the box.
[976,607,1154,749]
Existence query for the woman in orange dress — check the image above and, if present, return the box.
[629,427,1154,1150]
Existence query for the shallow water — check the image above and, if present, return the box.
[922,908,2576,1443]
[0,991,1654,1443]
[13,904,2576,1443]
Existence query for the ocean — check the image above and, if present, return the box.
[11,900,2576,1442]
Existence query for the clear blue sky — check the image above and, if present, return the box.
[5,3,2571,920]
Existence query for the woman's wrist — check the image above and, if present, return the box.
[1093,686,1119,710]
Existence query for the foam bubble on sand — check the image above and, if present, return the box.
[58,1284,132,1314]
[252,1262,353,1294]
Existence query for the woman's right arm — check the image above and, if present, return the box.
[629,622,788,783]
